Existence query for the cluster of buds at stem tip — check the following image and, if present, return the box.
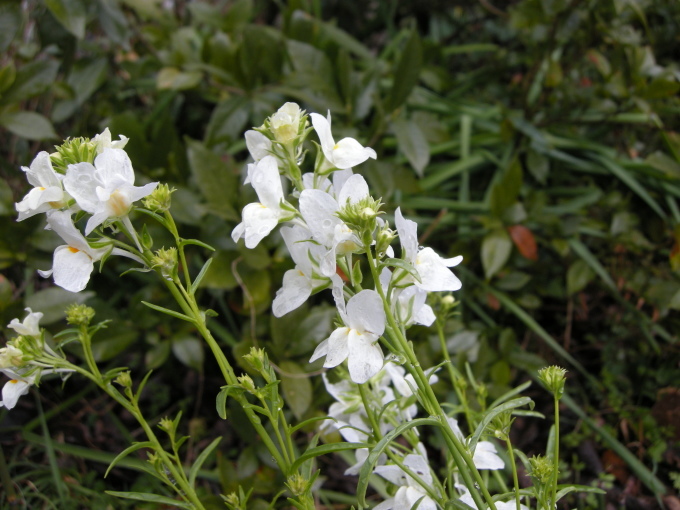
[529,454,555,485]
[538,365,567,398]
[65,303,96,326]
[150,247,178,281]
[143,183,175,213]
[335,195,384,247]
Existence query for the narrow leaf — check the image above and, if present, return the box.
[141,301,195,323]
[189,437,222,487]
[289,442,371,474]
[190,257,214,295]
[105,491,194,508]
[386,30,422,113]
[105,442,154,478]
[468,397,533,453]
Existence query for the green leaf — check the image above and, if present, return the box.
[279,361,312,420]
[141,301,195,323]
[481,229,512,280]
[0,60,60,105]
[0,111,58,140]
[380,258,422,283]
[566,259,595,296]
[186,138,239,221]
[216,384,245,419]
[190,257,214,295]
[45,0,87,39]
[97,0,131,49]
[189,437,221,488]
[171,335,204,371]
[555,484,606,500]
[290,442,371,474]
[526,148,549,184]
[419,153,487,190]
[386,30,422,113]
[53,58,109,122]
[0,62,16,93]
[25,288,94,325]
[393,118,430,178]
[105,491,194,508]
[568,238,617,294]
[157,67,203,91]
[468,397,533,453]
[204,96,250,146]
[0,3,21,53]
[357,418,440,506]
[105,442,154,478]
[489,157,523,218]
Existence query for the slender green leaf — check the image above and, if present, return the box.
[386,30,422,113]
[141,301,195,323]
[105,491,194,508]
[469,397,533,453]
[45,0,87,38]
[420,153,486,190]
[568,238,618,294]
[105,442,154,478]
[290,415,337,434]
[190,257,214,295]
[393,118,430,177]
[290,442,371,474]
[189,437,221,487]
[555,484,606,500]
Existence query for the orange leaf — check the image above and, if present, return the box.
[508,224,538,261]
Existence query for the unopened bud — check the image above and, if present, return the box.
[237,374,256,393]
[538,366,567,398]
[143,183,175,212]
[529,455,555,485]
[158,416,174,433]
[286,473,309,497]
[51,137,97,173]
[114,371,132,389]
[151,247,178,281]
[65,303,96,326]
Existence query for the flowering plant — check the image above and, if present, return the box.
[1,104,602,510]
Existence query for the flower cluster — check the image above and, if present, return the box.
[233,102,463,385]
[1,308,72,410]
[15,129,155,292]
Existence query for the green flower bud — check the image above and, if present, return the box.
[51,137,97,173]
[158,416,174,433]
[150,247,178,281]
[65,303,96,326]
[529,455,555,485]
[538,365,567,398]
[375,222,397,258]
[286,473,309,497]
[143,183,175,212]
[114,371,132,389]
[237,374,256,393]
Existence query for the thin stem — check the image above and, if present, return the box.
[435,319,474,427]
[551,393,560,509]
[506,438,522,510]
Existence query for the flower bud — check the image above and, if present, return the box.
[158,416,174,433]
[286,473,309,497]
[237,374,256,393]
[375,223,397,258]
[51,137,97,173]
[151,247,178,281]
[65,303,96,326]
[0,344,26,369]
[529,455,555,485]
[538,365,567,398]
[143,183,175,212]
[114,371,132,389]
[268,103,305,145]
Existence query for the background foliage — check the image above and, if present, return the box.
[1,0,679,508]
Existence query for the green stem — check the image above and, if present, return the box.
[435,319,474,427]
[506,438,522,510]
[551,393,560,509]
[364,246,497,510]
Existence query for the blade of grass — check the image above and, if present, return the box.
[35,396,67,503]
[420,153,487,190]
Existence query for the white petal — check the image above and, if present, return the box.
[84,210,110,235]
[415,247,462,292]
[1,379,30,410]
[332,168,353,196]
[231,222,245,243]
[121,181,159,205]
[442,255,463,267]
[94,148,135,186]
[323,327,351,368]
[309,339,329,363]
[446,417,465,442]
[403,454,433,486]
[250,156,283,209]
[347,329,383,383]
[332,137,377,169]
[24,151,60,188]
[64,162,101,213]
[281,225,318,273]
[241,202,279,248]
[472,441,505,470]
[47,211,93,253]
[337,174,369,206]
[272,269,313,317]
[394,208,418,263]
[374,465,408,486]
[52,246,95,292]
[299,189,340,248]
[7,308,43,337]
[310,112,335,163]
[244,130,272,162]
[346,290,385,336]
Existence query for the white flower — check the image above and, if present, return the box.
[447,417,504,470]
[244,130,272,167]
[379,268,436,327]
[455,485,530,510]
[272,225,329,317]
[15,152,69,221]
[38,211,142,292]
[394,207,463,292]
[374,454,437,510]
[311,111,377,170]
[232,156,290,248]
[63,148,158,235]
[0,373,32,410]
[7,308,43,337]
[384,363,438,400]
[299,174,369,276]
[92,127,129,154]
[310,285,386,384]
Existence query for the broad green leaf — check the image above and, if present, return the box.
[97,0,131,48]
[105,442,154,478]
[0,3,21,53]
[279,360,312,420]
[393,118,430,177]
[0,60,60,105]
[105,491,193,508]
[489,157,523,218]
[53,58,109,122]
[45,0,87,38]
[186,138,239,220]
[0,111,58,140]
[189,437,222,487]
[566,259,594,296]
[481,229,512,280]
[0,63,15,93]
[386,30,422,113]
[171,334,204,371]
[205,96,250,146]
[157,67,203,91]
[25,288,94,325]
